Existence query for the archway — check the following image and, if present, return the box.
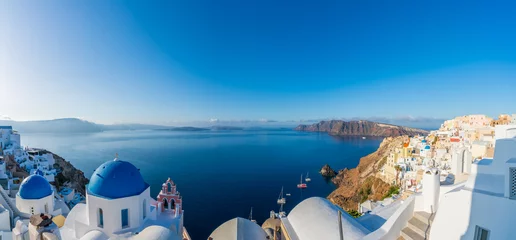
[163,198,169,210]
[167,182,172,193]
[170,199,176,210]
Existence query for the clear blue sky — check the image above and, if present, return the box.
[1,0,516,125]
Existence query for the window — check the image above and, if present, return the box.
[475,226,489,240]
[98,208,104,228]
[44,204,48,213]
[510,167,516,199]
[121,209,129,228]
[142,199,146,219]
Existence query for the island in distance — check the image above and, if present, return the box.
[294,120,428,137]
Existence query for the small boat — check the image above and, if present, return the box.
[305,172,311,182]
[249,207,256,223]
[277,186,286,204]
[286,193,291,197]
[297,174,307,189]
[362,137,366,139]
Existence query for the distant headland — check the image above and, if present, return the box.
[294,120,429,137]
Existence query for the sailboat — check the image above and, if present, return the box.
[305,172,311,182]
[249,207,256,223]
[297,174,307,189]
[286,193,291,197]
[277,186,286,204]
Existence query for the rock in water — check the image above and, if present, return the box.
[320,164,337,177]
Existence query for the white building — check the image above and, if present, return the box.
[430,125,516,239]
[60,157,189,240]
[0,126,21,154]
[450,145,472,176]
[15,175,60,216]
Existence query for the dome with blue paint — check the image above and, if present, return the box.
[87,159,148,199]
[422,140,427,143]
[18,174,53,199]
[425,145,431,150]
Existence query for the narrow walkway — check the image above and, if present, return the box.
[398,211,434,240]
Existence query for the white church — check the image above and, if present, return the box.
[9,157,191,240]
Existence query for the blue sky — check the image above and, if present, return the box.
[1,0,516,126]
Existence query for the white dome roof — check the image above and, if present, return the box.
[287,197,371,240]
[80,230,108,240]
[209,217,268,240]
[130,225,176,240]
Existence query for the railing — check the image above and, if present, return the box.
[362,195,416,240]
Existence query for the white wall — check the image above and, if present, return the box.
[10,133,20,149]
[495,125,516,140]
[431,189,516,239]
[0,209,10,231]
[82,187,151,237]
[16,194,54,215]
[362,196,415,240]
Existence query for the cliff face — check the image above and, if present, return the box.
[295,120,428,137]
[328,136,406,210]
[38,150,90,195]
[52,153,89,195]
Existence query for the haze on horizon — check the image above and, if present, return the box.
[1,1,516,127]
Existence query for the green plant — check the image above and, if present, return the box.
[383,185,400,199]
[347,209,362,218]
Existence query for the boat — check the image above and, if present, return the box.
[362,136,366,139]
[297,174,307,188]
[249,207,256,223]
[277,186,286,204]
[305,172,311,182]
[286,193,291,197]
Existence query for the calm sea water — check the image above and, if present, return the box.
[21,129,382,239]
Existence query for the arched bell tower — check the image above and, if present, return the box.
[156,178,182,213]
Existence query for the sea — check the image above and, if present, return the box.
[21,129,382,239]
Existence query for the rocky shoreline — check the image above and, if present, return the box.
[325,136,407,210]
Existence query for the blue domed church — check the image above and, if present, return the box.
[16,174,57,216]
[60,157,186,240]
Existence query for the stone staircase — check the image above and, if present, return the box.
[398,211,434,240]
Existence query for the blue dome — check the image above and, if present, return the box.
[18,175,52,199]
[88,159,148,199]
[425,145,431,149]
[422,140,427,143]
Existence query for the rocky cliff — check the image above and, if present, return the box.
[39,150,90,195]
[295,120,428,137]
[328,136,406,210]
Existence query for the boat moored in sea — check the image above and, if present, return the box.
[297,174,307,188]
[249,207,256,223]
[277,186,286,204]
[305,172,311,182]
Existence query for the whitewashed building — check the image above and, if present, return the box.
[59,157,189,240]
[430,125,516,239]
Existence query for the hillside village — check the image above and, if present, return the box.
[379,114,515,192]
[0,115,515,239]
